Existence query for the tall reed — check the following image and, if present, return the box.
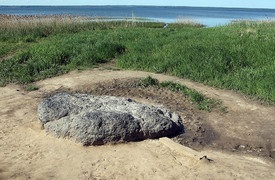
[0,14,165,42]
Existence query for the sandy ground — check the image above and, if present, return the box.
[1,68,275,179]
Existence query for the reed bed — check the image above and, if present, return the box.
[170,16,205,28]
[0,15,90,42]
[0,14,165,42]
[0,14,91,29]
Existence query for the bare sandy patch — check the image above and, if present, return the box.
[1,69,274,179]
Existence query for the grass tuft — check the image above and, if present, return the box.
[24,84,39,91]
[160,81,222,112]
[140,76,159,88]
[140,76,224,112]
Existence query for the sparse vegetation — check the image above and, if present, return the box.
[24,84,39,91]
[0,16,274,103]
[159,81,225,112]
[139,76,223,112]
[140,76,159,88]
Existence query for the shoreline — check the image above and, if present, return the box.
[1,6,275,27]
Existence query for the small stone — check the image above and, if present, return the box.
[239,145,246,149]
[270,149,275,159]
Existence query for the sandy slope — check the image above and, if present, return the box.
[1,69,275,179]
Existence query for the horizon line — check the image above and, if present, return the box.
[0,5,275,10]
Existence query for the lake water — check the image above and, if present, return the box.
[0,6,275,27]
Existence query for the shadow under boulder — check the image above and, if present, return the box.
[38,92,184,145]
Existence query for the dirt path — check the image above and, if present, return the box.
[1,68,275,179]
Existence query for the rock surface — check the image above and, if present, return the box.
[38,92,184,145]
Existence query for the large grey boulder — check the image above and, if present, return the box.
[38,92,184,145]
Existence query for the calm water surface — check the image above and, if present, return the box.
[0,6,275,26]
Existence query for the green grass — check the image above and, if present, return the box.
[140,76,223,111]
[0,17,274,104]
[0,42,28,58]
[160,81,226,112]
[140,76,160,87]
[0,30,126,84]
[24,84,39,91]
[117,22,275,103]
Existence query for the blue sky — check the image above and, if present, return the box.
[0,0,275,9]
